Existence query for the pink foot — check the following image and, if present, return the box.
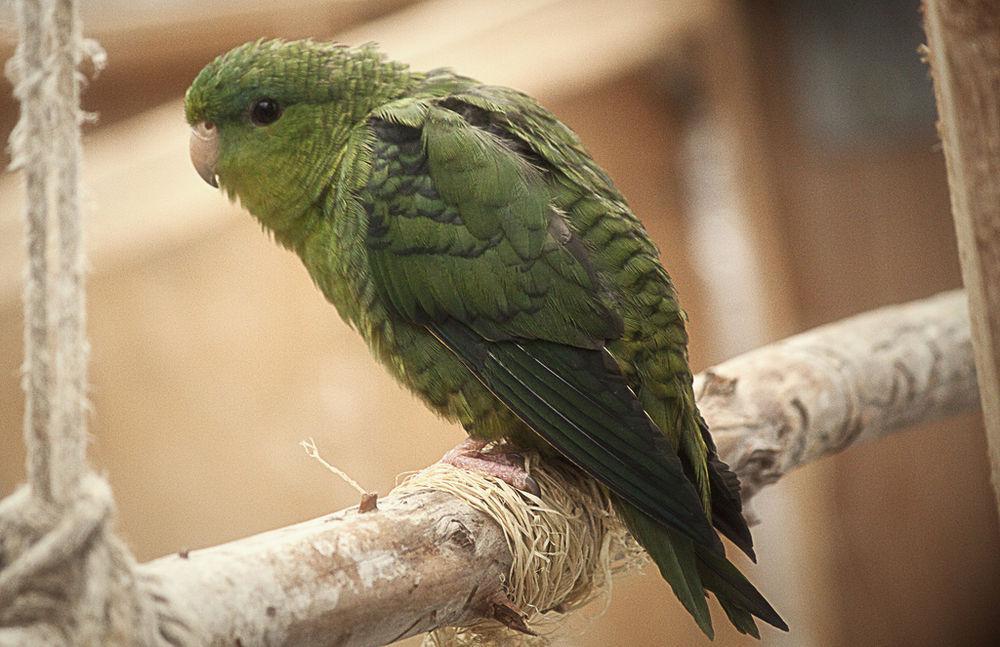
[440,438,541,496]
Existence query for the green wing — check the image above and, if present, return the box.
[363,97,723,555]
[365,98,620,349]
[439,86,758,561]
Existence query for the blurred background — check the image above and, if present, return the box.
[0,1,997,645]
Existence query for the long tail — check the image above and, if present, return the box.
[615,498,788,639]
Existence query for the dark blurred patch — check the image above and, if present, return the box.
[786,0,937,148]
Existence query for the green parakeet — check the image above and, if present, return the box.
[185,39,786,639]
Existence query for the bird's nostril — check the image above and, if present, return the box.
[193,121,217,140]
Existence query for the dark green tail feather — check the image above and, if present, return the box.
[617,497,715,638]
[715,597,762,640]
[696,542,788,634]
[618,499,788,639]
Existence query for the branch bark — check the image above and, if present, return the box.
[134,290,979,646]
[141,491,512,646]
[697,289,978,505]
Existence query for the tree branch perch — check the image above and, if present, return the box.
[142,491,513,646]
[697,289,978,506]
[135,289,978,646]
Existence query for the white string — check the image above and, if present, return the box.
[301,437,371,496]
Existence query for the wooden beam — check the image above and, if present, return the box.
[923,0,1000,514]
[337,0,711,97]
[672,3,800,359]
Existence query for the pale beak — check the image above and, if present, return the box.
[190,121,219,188]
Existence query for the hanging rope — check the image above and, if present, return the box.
[0,2,186,644]
[51,0,89,505]
[11,0,55,506]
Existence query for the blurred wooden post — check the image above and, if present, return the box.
[923,0,1000,515]
[665,6,812,644]
[679,4,799,356]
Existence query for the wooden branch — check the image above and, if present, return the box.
[137,290,978,646]
[142,490,512,646]
[696,290,978,505]
[923,0,1000,514]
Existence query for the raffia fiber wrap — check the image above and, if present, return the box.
[390,454,648,645]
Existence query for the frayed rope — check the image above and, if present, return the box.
[0,2,186,644]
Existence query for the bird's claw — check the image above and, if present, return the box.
[440,438,541,497]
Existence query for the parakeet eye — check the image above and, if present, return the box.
[249,98,282,126]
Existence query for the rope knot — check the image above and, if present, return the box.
[0,472,114,619]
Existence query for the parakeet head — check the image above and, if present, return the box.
[184,39,412,236]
